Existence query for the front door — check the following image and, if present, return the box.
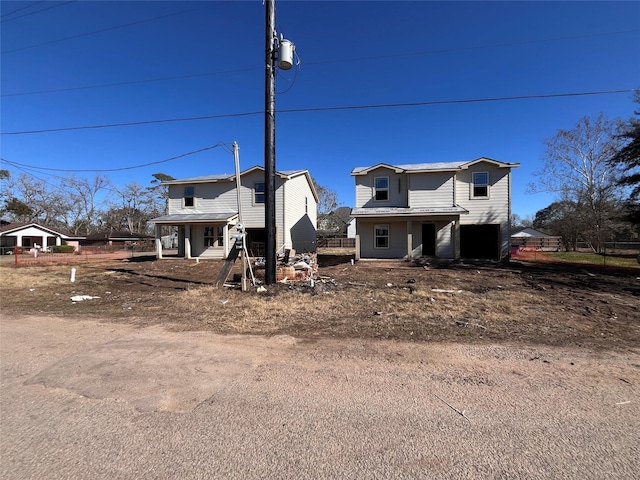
[422,223,436,256]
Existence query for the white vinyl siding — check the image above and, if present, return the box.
[456,165,509,224]
[283,174,318,252]
[354,168,407,208]
[407,172,455,207]
[189,224,226,259]
[357,220,407,258]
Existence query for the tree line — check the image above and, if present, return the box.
[0,171,174,235]
[521,92,639,252]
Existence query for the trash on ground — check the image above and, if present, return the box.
[71,295,100,302]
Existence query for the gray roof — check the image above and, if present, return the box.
[163,167,308,185]
[151,212,238,224]
[351,158,518,175]
[351,206,468,217]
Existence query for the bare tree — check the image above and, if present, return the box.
[4,173,70,226]
[312,177,343,236]
[109,182,155,234]
[64,174,112,235]
[529,114,627,252]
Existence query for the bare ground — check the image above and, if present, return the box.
[1,254,638,350]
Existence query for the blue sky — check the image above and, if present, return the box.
[1,0,639,219]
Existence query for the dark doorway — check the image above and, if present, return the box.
[460,224,500,259]
[246,228,266,257]
[422,223,436,256]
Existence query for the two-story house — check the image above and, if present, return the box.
[151,166,318,259]
[350,157,519,260]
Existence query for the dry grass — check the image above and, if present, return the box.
[1,257,638,349]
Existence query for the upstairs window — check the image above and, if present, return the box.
[184,186,195,207]
[374,176,389,201]
[254,182,265,204]
[472,172,489,198]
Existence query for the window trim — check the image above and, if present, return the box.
[204,226,224,248]
[374,176,389,202]
[253,182,265,205]
[204,226,215,247]
[374,224,389,249]
[471,171,490,199]
[183,185,195,208]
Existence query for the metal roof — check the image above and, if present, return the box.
[351,158,519,175]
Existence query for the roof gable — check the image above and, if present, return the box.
[351,164,405,175]
[0,222,81,238]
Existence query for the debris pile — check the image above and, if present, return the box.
[253,250,319,283]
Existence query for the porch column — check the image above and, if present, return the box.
[185,225,192,259]
[406,220,413,259]
[155,224,163,259]
[223,224,229,258]
[355,234,361,261]
[453,219,461,260]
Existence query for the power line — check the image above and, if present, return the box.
[3,29,637,97]
[2,67,262,98]
[1,2,227,54]
[0,1,46,20]
[1,89,636,136]
[0,1,72,23]
[0,144,227,173]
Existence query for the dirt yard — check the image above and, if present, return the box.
[1,254,638,350]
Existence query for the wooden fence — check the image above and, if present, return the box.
[511,237,562,252]
[316,238,356,248]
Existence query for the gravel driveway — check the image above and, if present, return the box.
[1,314,638,479]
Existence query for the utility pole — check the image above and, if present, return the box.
[264,0,277,285]
[264,0,295,285]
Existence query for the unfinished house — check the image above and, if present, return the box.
[151,166,318,260]
[350,158,519,260]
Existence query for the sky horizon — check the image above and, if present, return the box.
[2,0,639,221]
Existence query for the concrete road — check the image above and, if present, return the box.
[1,315,638,479]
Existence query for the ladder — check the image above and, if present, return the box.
[214,243,241,288]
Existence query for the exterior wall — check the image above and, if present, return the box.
[455,162,511,257]
[283,173,317,252]
[188,224,226,259]
[357,220,407,259]
[408,172,455,207]
[355,167,408,208]
[168,182,236,214]
[239,170,267,229]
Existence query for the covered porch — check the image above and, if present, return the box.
[350,206,468,260]
[151,213,238,260]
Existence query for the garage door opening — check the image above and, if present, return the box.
[460,225,500,259]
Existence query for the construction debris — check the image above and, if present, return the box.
[253,251,319,284]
